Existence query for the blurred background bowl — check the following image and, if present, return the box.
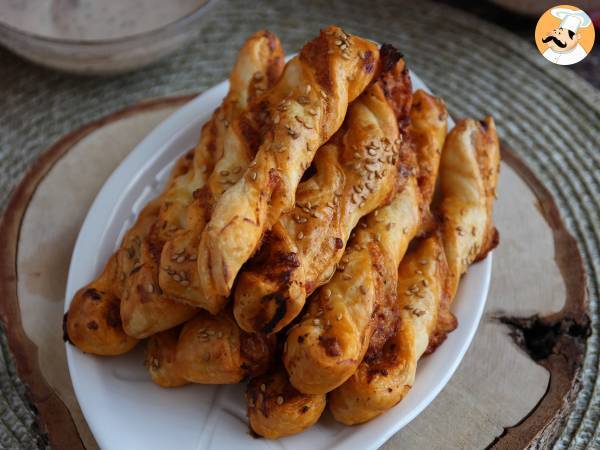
[0,0,218,75]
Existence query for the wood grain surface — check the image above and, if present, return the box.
[0,96,589,449]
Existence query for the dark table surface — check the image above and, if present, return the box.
[445,1,600,88]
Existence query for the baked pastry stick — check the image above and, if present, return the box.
[64,151,194,355]
[197,26,382,314]
[329,117,500,425]
[246,368,326,439]
[329,234,447,425]
[151,59,408,386]
[234,59,410,334]
[283,152,420,394]
[119,31,284,338]
[440,117,500,301]
[158,31,284,306]
[175,310,276,384]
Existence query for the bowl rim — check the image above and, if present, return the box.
[0,0,217,46]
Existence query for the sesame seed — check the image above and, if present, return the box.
[220,170,229,176]
[336,313,343,321]
[147,284,154,293]
[250,172,257,181]
[313,319,321,326]
[419,259,428,265]
[189,255,197,261]
[277,396,284,405]
[181,280,190,286]
[173,274,182,282]
[260,384,266,392]
[360,285,367,295]
[297,231,304,240]
[176,255,185,263]
[324,289,332,298]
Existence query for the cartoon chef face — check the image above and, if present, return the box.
[542,27,581,53]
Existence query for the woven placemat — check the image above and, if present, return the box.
[0,1,598,448]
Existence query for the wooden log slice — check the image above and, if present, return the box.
[0,96,589,449]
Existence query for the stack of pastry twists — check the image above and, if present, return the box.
[65,26,501,440]
[244,89,445,438]
[329,117,499,425]
[282,88,446,395]
[197,27,381,314]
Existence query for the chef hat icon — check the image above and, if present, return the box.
[551,7,592,33]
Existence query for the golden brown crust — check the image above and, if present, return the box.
[175,311,275,384]
[66,31,283,349]
[65,255,138,355]
[409,90,448,211]
[246,369,326,439]
[145,327,188,388]
[329,235,446,424]
[329,115,500,425]
[197,26,381,313]
[282,90,447,395]
[283,175,421,394]
[233,68,410,334]
[439,117,500,301]
[158,31,285,308]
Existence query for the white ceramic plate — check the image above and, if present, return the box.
[65,68,492,450]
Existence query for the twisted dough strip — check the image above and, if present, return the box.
[158,33,284,306]
[197,26,381,313]
[283,147,420,395]
[119,31,284,338]
[64,151,194,355]
[246,91,447,433]
[364,90,447,363]
[329,234,447,424]
[329,117,500,425]
[234,57,410,334]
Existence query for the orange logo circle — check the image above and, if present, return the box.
[535,5,595,66]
